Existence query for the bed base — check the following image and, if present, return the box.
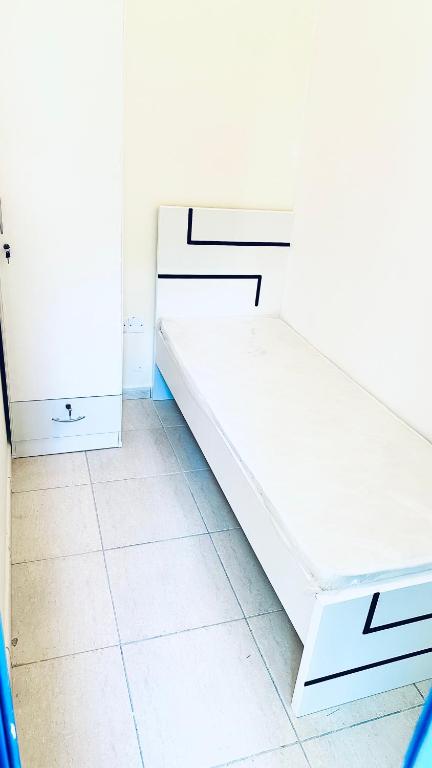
[156,332,432,716]
[154,205,432,715]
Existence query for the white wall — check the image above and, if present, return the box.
[282,0,432,438]
[123,0,318,389]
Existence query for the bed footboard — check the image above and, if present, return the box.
[293,577,432,716]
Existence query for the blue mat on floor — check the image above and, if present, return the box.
[404,689,432,768]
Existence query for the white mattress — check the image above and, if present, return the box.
[160,316,432,591]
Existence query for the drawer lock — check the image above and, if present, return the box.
[52,403,86,423]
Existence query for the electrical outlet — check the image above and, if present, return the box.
[123,316,144,333]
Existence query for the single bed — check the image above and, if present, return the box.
[154,206,432,715]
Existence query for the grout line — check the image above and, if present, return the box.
[11,448,207,497]
[11,643,120,669]
[10,612,281,667]
[17,618,280,664]
[118,643,146,767]
[292,701,424,744]
[122,427,164,432]
[243,607,284,620]
[163,424,187,470]
[300,703,424,744]
[85,451,146,768]
[11,528,245,567]
[12,548,103,567]
[122,415,168,432]
[12,532,211,567]
[11,468,184,494]
[162,421,209,473]
[151,399,166,428]
[125,408,186,431]
[104,531,209,552]
[183,467,214,474]
[11,481,91,494]
[210,742,304,768]
[175,472,245,618]
[84,452,116,632]
[90,470,184,486]
[183,471,240,533]
[90,470,183,487]
[152,399,187,427]
[104,528,246,555]
[244,615,312,767]
[414,682,426,700]
[12,469,186,496]
[121,616,246,648]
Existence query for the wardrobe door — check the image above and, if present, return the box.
[0,0,123,454]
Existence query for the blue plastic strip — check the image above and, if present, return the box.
[404,689,432,768]
[152,366,173,401]
[0,716,10,768]
[0,620,21,768]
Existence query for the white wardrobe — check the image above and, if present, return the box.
[0,0,123,457]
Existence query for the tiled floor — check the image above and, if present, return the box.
[10,398,425,767]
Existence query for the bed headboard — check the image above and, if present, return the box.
[156,205,293,321]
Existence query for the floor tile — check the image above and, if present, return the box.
[303,708,421,768]
[248,611,423,740]
[122,398,160,430]
[186,469,239,531]
[123,621,295,768]
[154,399,187,427]
[12,451,90,492]
[12,485,101,563]
[224,744,309,767]
[106,535,242,642]
[12,552,118,664]
[165,425,209,470]
[13,647,142,768]
[95,473,206,549]
[416,679,431,698]
[87,428,179,482]
[212,529,282,617]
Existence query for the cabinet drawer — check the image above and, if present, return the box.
[11,395,122,442]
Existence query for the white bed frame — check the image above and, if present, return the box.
[154,205,432,716]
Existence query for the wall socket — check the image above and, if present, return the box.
[123,316,144,333]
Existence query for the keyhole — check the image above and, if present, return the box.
[66,404,72,419]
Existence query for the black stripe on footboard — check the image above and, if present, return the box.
[158,273,262,307]
[304,645,432,687]
[186,208,290,248]
[363,592,432,634]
